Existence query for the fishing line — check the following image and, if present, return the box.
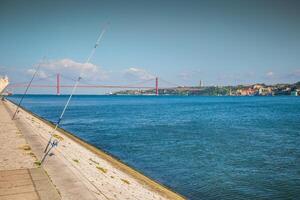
[12,58,45,120]
[41,25,108,163]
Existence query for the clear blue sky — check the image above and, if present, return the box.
[1,0,300,94]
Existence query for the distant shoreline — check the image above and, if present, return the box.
[113,82,300,96]
[8,94,300,97]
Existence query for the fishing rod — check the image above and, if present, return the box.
[12,59,44,120]
[41,25,108,163]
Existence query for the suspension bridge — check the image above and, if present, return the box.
[7,73,191,95]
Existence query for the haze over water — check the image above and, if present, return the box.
[9,95,300,200]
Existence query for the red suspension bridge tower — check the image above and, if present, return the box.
[56,73,60,95]
[155,77,158,96]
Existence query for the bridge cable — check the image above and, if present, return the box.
[159,77,182,87]
[11,58,44,120]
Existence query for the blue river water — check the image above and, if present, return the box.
[8,95,300,200]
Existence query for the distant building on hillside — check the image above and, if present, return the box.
[258,87,273,96]
[291,90,299,96]
[253,84,264,90]
[237,88,256,96]
[199,80,203,87]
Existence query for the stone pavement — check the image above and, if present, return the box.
[2,100,99,200]
[0,100,61,200]
[0,168,60,200]
[0,101,35,170]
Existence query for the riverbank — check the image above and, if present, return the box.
[2,99,185,200]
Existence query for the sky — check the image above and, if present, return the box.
[0,0,300,94]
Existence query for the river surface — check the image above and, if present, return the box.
[8,95,300,200]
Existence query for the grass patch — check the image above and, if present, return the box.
[16,131,22,135]
[121,178,130,185]
[53,134,64,141]
[73,159,79,163]
[96,166,108,173]
[28,152,37,159]
[20,144,31,151]
[89,158,99,165]
[34,161,41,166]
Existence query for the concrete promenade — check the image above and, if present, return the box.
[0,100,60,200]
[0,100,99,200]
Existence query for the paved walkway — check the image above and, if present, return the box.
[0,101,35,170]
[3,101,99,200]
[0,168,60,200]
[0,100,61,200]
